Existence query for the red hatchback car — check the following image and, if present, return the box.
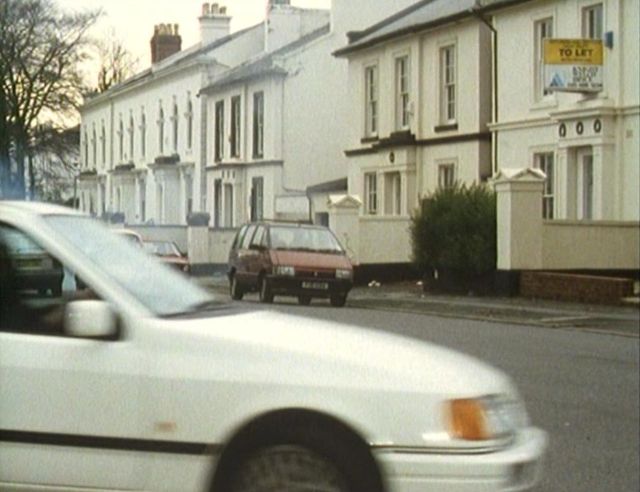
[228,222,353,306]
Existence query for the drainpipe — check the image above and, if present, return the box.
[470,5,498,176]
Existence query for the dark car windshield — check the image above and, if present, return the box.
[144,241,181,256]
[269,226,344,253]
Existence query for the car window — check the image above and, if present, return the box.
[232,225,248,250]
[240,224,257,249]
[144,241,180,256]
[251,226,266,247]
[0,223,99,337]
[43,215,211,317]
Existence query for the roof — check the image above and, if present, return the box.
[82,23,264,108]
[334,0,535,56]
[306,177,348,194]
[201,23,331,93]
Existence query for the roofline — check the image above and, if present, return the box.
[200,67,287,94]
[81,23,263,110]
[306,177,348,193]
[200,23,330,94]
[333,0,535,57]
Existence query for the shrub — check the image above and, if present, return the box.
[411,183,496,275]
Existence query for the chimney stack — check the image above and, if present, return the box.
[150,23,182,64]
[199,2,231,46]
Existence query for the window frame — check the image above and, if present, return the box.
[158,106,165,155]
[172,102,179,152]
[214,100,225,162]
[101,123,106,166]
[364,172,378,215]
[140,111,146,158]
[230,95,241,158]
[582,3,604,40]
[128,115,135,161]
[186,99,193,150]
[395,55,410,130]
[252,91,264,159]
[438,163,456,189]
[91,126,97,167]
[534,16,554,100]
[364,64,379,137]
[251,176,264,222]
[440,45,457,124]
[118,118,124,162]
[534,152,555,219]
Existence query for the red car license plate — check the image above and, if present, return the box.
[302,281,329,290]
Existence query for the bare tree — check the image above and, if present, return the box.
[30,123,79,203]
[95,32,138,93]
[0,0,99,199]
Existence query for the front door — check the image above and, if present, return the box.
[576,147,594,220]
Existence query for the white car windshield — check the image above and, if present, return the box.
[44,215,212,316]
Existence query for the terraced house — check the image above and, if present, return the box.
[330,0,638,275]
[78,2,329,225]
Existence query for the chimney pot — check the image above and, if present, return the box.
[150,22,182,64]
[202,3,209,15]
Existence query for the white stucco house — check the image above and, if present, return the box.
[486,0,639,222]
[198,0,419,230]
[77,2,329,225]
[329,0,638,275]
[332,0,495,266]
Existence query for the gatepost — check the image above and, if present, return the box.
[187,212,211,276]
[327,194,362,265]
[493,168,546,293]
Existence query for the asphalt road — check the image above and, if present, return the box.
[239,297,640,492]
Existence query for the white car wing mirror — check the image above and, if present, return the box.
[64,300,118,340]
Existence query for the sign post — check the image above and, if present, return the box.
[544,39,603,93]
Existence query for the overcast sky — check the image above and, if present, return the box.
[56,0,330,79]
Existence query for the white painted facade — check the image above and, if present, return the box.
[201,0,420,229]
[341,16,493,201]
[78,2,330,226]
[331,2,492,264]
[490,0,640,221]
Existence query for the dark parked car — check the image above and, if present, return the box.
[0,226,63,296]
[228,222,353,306]
[143,240,190,274]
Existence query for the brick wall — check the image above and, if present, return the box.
[520,271,635,305]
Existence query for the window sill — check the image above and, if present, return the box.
[434,123,458,132]
[360,136,379,144]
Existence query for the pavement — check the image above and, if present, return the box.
[196,274,640,338]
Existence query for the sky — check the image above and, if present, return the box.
[56,0,331,80]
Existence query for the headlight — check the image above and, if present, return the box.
[336,269,352,279]
[275,265,295,277]
[445,395,529,441]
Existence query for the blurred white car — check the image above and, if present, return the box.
[0,201,547,492]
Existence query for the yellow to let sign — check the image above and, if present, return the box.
[544,39,603,65]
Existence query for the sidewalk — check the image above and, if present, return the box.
[197,275,640,338]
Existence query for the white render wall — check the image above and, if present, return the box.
[202,0,436,230]
[78,22,268,225]
[81,65,206,224]
[492,0,639,221]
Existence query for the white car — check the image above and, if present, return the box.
[0,201,547,492]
